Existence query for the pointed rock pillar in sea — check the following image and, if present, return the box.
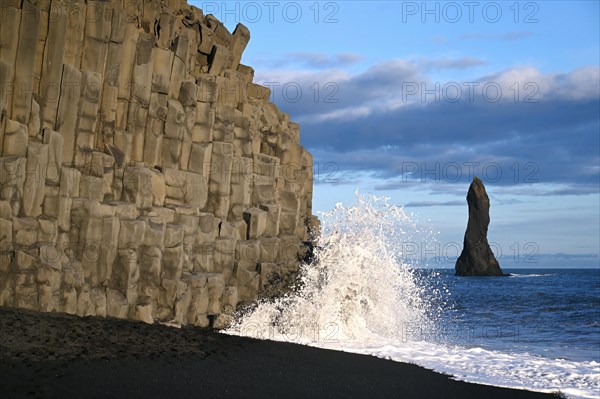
[455,177,505,276]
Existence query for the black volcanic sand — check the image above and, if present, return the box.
[0,307,561,399]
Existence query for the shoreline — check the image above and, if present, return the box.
[0,307,561,399]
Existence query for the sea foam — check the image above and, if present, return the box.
[224,193,600,399]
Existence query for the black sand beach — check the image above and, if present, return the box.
[0,307,560,399]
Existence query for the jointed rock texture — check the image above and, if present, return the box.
[0,0,317,327]
[455,177,504,276]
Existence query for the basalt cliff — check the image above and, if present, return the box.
[0,0,318,327]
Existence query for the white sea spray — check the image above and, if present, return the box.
[224,192,600,399]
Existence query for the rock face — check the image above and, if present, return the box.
[455,177,504,276]
[0,0,318,327]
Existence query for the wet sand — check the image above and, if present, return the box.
[0,307,561,398]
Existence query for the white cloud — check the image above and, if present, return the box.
[553,67,600,101]
[480,66,600,102]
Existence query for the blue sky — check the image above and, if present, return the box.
[192,1,600,267]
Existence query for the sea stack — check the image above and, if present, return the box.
[455,177,505,276]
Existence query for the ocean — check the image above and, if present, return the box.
[224,194,600,399]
